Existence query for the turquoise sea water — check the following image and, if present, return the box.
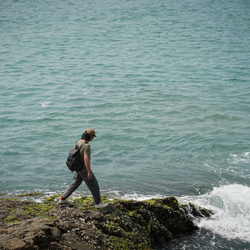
[1,0,250,249]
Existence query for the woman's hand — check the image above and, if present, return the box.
[87,171,93,180]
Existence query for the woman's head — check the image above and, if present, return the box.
[81,128,96,141]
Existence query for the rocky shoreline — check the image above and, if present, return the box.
[0,194,211,249]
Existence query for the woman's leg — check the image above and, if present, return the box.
[78,171,101,205]
[62,172,83,199]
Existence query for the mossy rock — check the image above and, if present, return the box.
[0,195,212,250]
[72,195,95,209]
[181,202,213,218]
[1,199,57,223]
[17,192,43,197]
[43,194,62,204]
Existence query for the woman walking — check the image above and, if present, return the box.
[60,128,107,208]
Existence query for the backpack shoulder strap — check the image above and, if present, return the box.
[75,141,88,149]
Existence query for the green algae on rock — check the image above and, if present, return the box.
[0,196,212,250]
[17,192,44,197]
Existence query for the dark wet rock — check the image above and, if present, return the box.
[0,196,212,249]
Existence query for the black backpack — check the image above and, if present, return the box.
[66,142,87,171]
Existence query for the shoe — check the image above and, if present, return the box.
[95,202,108,209]
[59,199,69,205]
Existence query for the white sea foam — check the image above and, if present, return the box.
[228,152,250,164]
[179,184,250,242]
[103,189,165,201]
[32,191,165,204]
[41,100,51,107]
[119,193,165,201]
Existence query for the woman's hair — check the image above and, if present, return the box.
[81,131,91,141]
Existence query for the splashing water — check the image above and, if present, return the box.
[180,184,250,243]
